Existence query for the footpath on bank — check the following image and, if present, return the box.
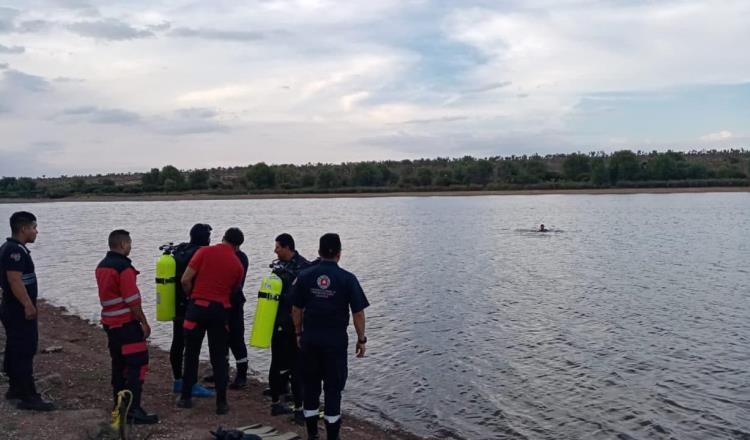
[0,301,424,440]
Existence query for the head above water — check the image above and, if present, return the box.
[222,227,244,249]
[539,224,547,232]
[189,223,212,246]
[274,233,295,261]
[10,211,38,244]
[318,233,341,261]
[108,229,132,256]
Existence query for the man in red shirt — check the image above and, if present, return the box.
[177,227,245,414]
[95,229,158,424]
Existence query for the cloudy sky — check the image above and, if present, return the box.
[1,0,748,177]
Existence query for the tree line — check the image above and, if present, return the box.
[1,149,748,199]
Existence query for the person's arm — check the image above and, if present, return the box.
[181,266,196,297]
[349,275,370,358]
[291,275,307,348]
[128,303,150,338]
[353,310,366,358]
[292,305,304,348]
[6,271,36,320]
[120,268,150,338]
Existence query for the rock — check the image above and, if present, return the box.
[42,345,64,353]
[37,373,64,388]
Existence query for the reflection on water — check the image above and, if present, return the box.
[1,193,749,439]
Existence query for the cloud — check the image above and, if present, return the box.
[170,27,264,42]
[61,106,142,124]
[0,7,19,33]
[0,44,24,54]
[152,107,228,135]
[0,62,8,70]
[401,116,469,125]
[16,20,53,33]
[700,130,733,142]
[66,18,154,40]
[462,81,512,94]
[2,69,50,92]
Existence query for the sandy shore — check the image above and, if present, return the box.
[0,301,425,440]
[1,186,748,204]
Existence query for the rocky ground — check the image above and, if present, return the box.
[0,301,424,440]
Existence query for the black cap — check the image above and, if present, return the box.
[223,227,244,246]
[189,223,212,246]
[318,233,341,258]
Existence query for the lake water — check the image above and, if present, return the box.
[1,193,749,439]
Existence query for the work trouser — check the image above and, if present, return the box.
[1,303,38,398]
[170,317,185,380]
[270,324,303,407]
[181,299,229,402]
[301,338,348,420]
[104,320,148,410]
[227,299,248,369]
[169,296,188,380]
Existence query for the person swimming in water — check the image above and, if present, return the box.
[538,224,547,232]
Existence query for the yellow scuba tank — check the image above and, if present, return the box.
[155,245,177,322]
[249,273,283,348]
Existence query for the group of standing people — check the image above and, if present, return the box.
[1,211,369,440]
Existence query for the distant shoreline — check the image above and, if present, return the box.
[0,186,748,204]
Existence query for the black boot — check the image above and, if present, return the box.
[306,416,320,440]
[229,362,248,390]
[325,420,341,440]
[16,380,54,412]
[216,389,229,415]
[128,407,159,424]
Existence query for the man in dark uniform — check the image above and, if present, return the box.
[292,233,368,440]
[95,229,158,424]
[0,211,54,411]
[269,233,309,422]
[169,223,214,398]
[177,228,245,414]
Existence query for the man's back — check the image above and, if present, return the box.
[188,243,243,308]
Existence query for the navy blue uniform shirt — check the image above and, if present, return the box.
[292,260,369,345]
[0,237,38,310]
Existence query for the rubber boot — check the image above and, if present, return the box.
[325,420,341,440]
[216,389,229,415]
[306,416,320,440]
[229,362,248,390]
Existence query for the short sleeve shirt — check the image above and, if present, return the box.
[188,243,244,308]
[292,260,369,343]
[0,238,37,309]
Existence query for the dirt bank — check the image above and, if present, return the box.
[0,301,425,440]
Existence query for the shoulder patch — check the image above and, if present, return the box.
[9,252,21,262]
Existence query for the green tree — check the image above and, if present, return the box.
[590,158,608,185]
[416,167,433,186]
[141,168,160,188]
[647,152,684,180]
[16,178,36,192]
[188,169,210,190]
[469,160,495,185]
[160,165,184,186]
[562,153,591,181]
[352,163,382,186]
[496,161,519,183]
[246,162,276,189]
[316,167,338,189]
[163,178,178,192]
[608,150,640,183]
[686,162,708,179]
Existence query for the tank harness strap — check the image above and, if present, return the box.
[155,276,177,284]
[257,292,280,301]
